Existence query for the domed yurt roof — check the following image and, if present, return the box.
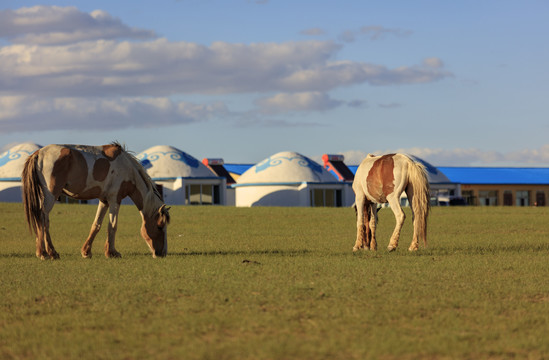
[137,145,215,179]
[0,142,41,179]
[237,151,337,184]
[407,155,451,184]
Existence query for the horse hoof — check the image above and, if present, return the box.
[387,246,397,252]
[81,251,92,259]
[105,251,122,258]
[38,251,60,260]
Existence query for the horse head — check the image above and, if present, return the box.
[141,204,171,257]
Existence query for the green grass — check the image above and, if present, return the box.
[1,203,549,359]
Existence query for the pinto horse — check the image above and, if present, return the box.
[22,142,170,260]
[352,153,430,252]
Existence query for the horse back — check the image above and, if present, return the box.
[353,153,410,203]
[37,143,127,200]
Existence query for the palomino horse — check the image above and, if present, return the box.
[352,153,430,252]
[22,142,170,259]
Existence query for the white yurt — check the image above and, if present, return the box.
[0,142,41,202]
[137,145,226,205]
[233,151,353,207]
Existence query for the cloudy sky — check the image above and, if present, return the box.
[1,0,548,166]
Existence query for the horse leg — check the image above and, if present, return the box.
[387,196,405,252]
[37,193,59,260]
[406,186,419,251]
[353,196,367,251]
[104,203,122,258]
[368,204,378,251]
[44,229,59,259]
[34,210,47,259]
[35,225,47,260]
[363,203,371,249]
[81,201,109,258]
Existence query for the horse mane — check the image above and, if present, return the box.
[114,142,164,216]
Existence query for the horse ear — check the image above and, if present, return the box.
[157,205,170,226]
[164,207,171,224]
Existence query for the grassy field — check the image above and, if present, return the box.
[1,202,549,359]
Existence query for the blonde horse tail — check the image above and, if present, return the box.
[407,158,430,247]
[21,151,43,235]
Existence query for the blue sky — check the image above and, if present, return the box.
[1,0,548,166]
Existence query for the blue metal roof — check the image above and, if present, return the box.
[349,165,549,185]
[437,167,549,185]
[224,164,254,175]
[438,167,549,185]
[226,163,549,185]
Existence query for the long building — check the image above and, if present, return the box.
[438,167,549,206]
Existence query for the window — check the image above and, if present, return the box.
[186,184,221,205]
[213,186,220,204]
[536,191,546,206]
[503,191,513,206]
[202,185,213,205]
[516,191,529,207]
[310,189,342,207]
[189,184,201,205]
[461,190,476,205]
[312,189,324,207]
[479,190,498,206]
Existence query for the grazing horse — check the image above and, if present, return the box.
[22,142,170,260]
[352,153,430,252]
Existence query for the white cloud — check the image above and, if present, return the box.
[359,26,413,41]
[377,102,402,109]
[300,28,325,36]
[0,38,452,97]
[254,92,343,113]
[0,6,454,134]
[347,99,368,108]
[0,6,156,45]
[423,57,444,68]
[0,96,26,120]
[337,30,356,43]
[0,96,227,133]
[339,25,412,43]
[505,146,549,165]
[338,147,549,167]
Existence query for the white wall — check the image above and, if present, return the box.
[236,184,304,207]
[235,182,353,207]
[0,182,22,202]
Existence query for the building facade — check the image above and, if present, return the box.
[439,167,549,206]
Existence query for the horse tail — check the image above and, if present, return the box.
[406,157,430,247]
[21,151,43,235]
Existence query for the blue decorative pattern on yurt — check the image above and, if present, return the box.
[255,155,322,174]
[138,149,199,168]
[0,149,34,168]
